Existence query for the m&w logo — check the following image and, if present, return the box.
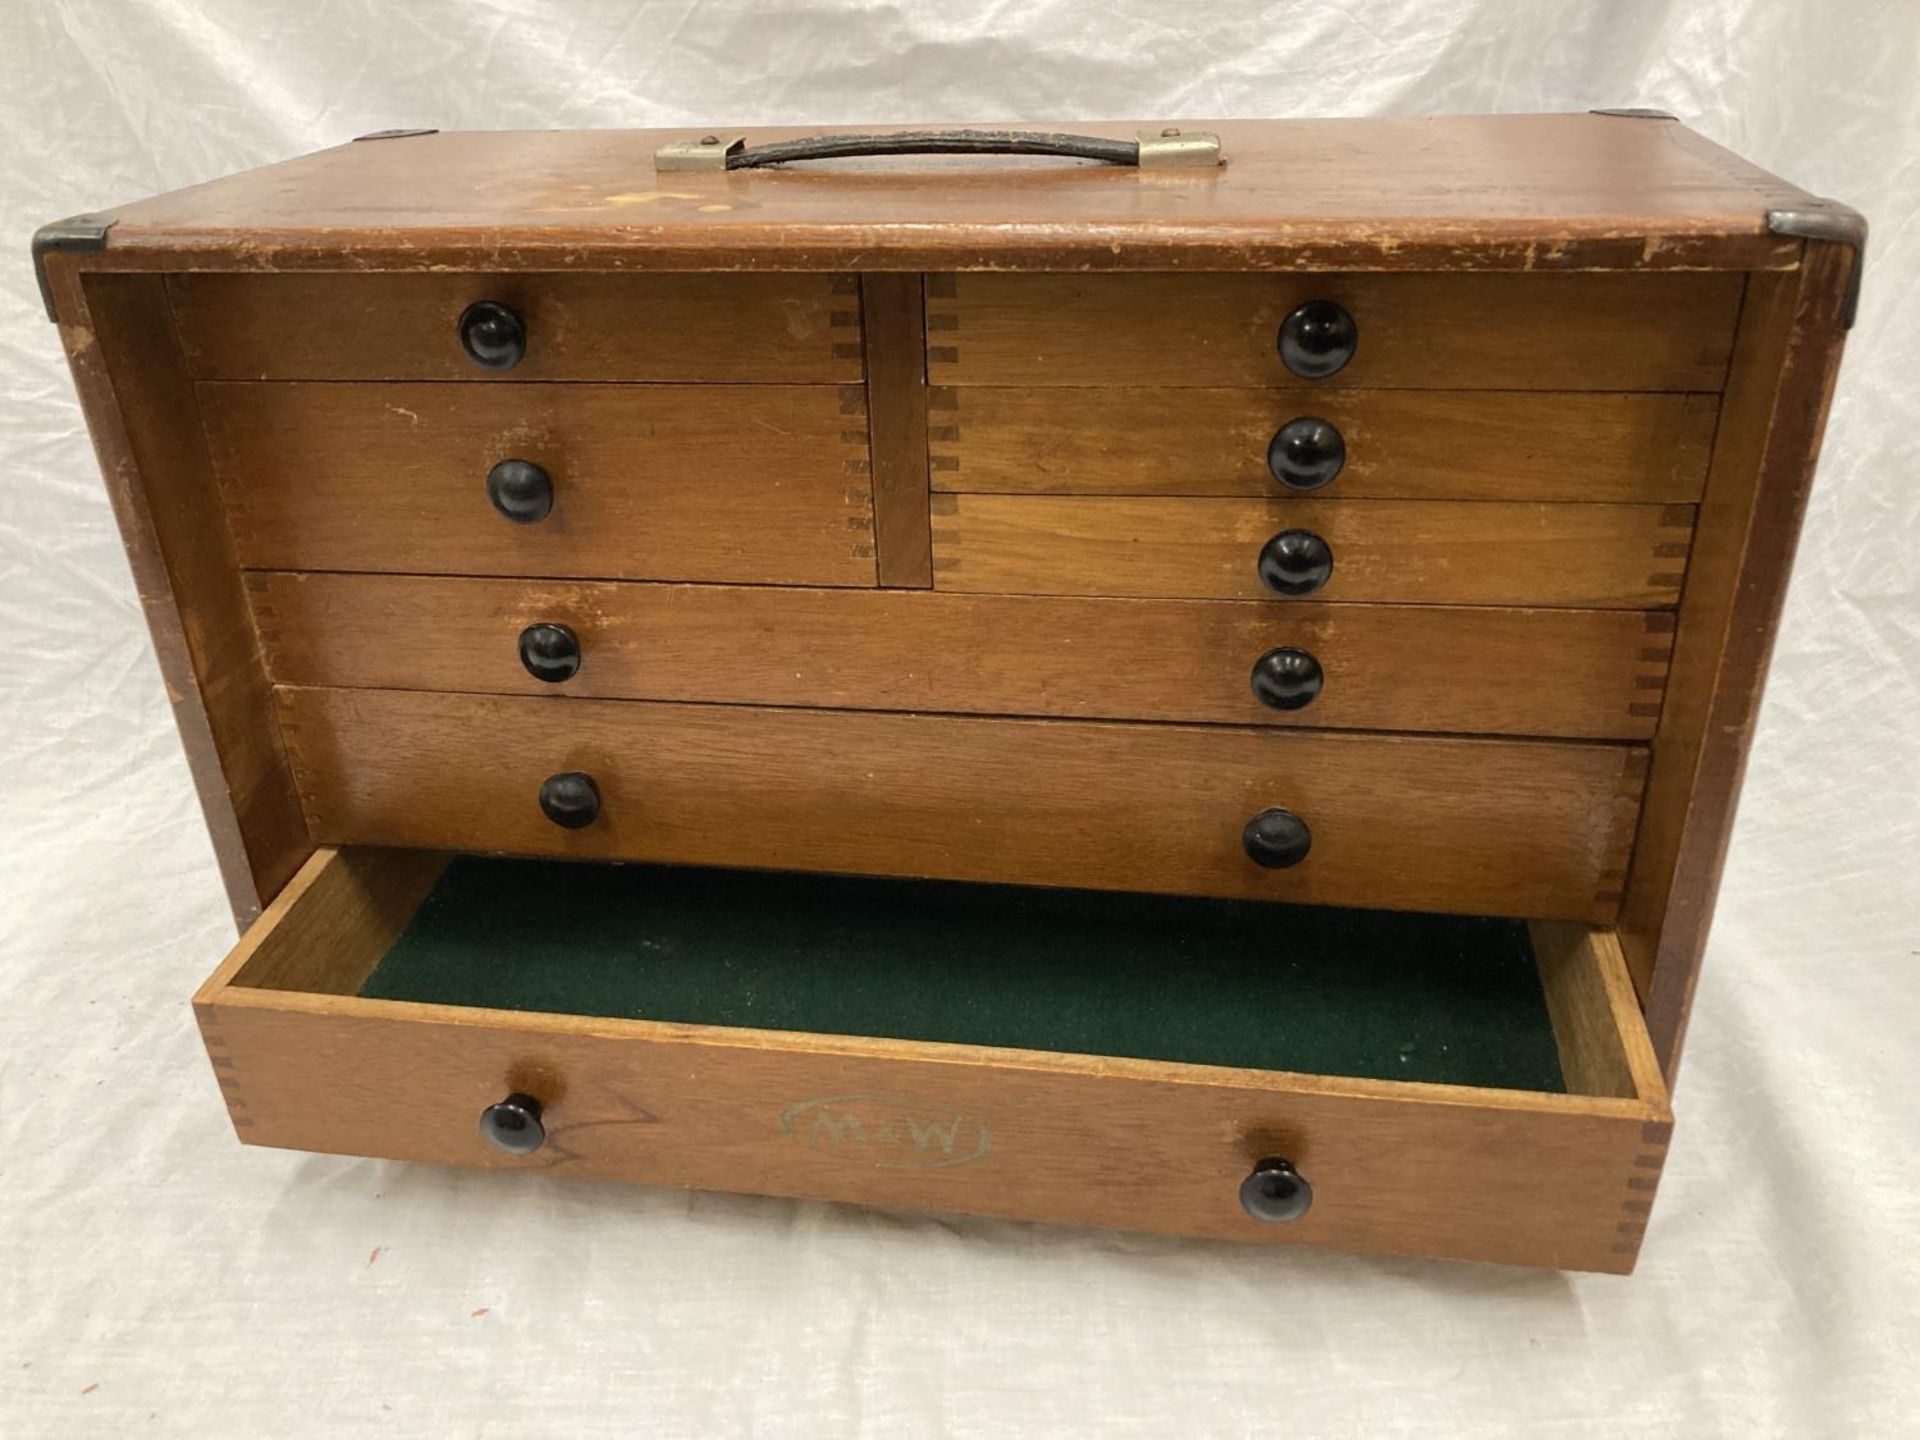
[778,1094,991,1169]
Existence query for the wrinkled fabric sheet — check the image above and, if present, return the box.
[1,2,1915,1435]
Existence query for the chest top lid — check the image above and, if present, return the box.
[44,113,1838,277]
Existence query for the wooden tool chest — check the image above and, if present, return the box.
[38,114,1860,1271]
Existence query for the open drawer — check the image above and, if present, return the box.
[194,848,1673,1272]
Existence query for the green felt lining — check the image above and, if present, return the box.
[359,857,1566,1093]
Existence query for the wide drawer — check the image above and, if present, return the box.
[274,687,1647,919]
[926,272,1742,390]
[195,847,1673,1271]
[201,383,876,585]
[169,272,864,382]
[931,388,1718,503]
[250,574,1675,740]
[931,495,1693,608]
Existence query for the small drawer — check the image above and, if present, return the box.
[931,495,1693,608]
[195,848,1673,1272]
[202,383,876,586]
[925,272,1742,390]
[273,687,1647,920]
[169,272,864,382]
[931,389,1718,503]
[249,575,1675,741]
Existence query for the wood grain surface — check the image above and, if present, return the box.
[931,388,1718,502]
[195,849,1672,1272]
[860,274,935,586]
[54,272,312,922]
[931,494,1694,607]
[200,382,877,585]
[196,845,449,999]
[926,272,1743,390]
[1620,244,1856,1071]
[273,687,1647,919]
[248,573,1674,740]
[86,115,1811,275]
[169,272,863,382]
[1532,922,1669,1103]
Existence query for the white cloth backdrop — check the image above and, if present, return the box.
[2,3,1914,1435]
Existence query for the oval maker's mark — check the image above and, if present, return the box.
[779,1094,991,1170]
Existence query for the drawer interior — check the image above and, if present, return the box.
[219,848,1662,1104]
[360,856,1565,1092]
[198,847,1672,1266]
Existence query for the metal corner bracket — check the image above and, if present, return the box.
[1589,107,1677,119]
[1768,200,1868,330]
[32,213,117,322]
[353,127,439,141]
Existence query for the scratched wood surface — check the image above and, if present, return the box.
[248,574,1673,740]
[54,272,312,923]
[1619,243,1856,1070]
[195,847,1672,1272]
[932,494,1694,608]
[200,382,876,585]
[925,272,1743,390]
[274,687,1647,920]
[931,388,1719,502]
[169,272,864,381]
[80,115,1811,275]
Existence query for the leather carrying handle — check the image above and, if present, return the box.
[734,129,1138,167]
[656,128,1222,172]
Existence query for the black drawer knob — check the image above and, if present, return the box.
[1266,417,1346,491]
[459,299,527,370]
[1243,808,1311,868]
[479,1093,546,1154]
[1277,300,1357,378]
[1239,1156,1313,1223]
[1257,529,1334,597]
[487,459,553,524]
[539,771,601,829]
[1250,647,1324,711]
[519,623,581,683]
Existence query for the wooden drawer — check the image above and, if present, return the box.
[250,574,1674,740]
[931,389,1718,503]
[932,495,1692,608]
[926,273,1742,390]
[170,272,864,382]
[201,383,876,585]
[274,687,1647,920]
[195,847,1673,1272]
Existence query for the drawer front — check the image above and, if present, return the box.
[931,495,1692,608]
[275,688,1647,919]
[196,849,1673,1274]
[202,383,876,585]
[198,996,1665,1272]
[926,273,1742,390]
[170,272,863,382]
[931,388,1718,503]
[250,574,1674,740]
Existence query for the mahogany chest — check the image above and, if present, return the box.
[38,115,1859,1271]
